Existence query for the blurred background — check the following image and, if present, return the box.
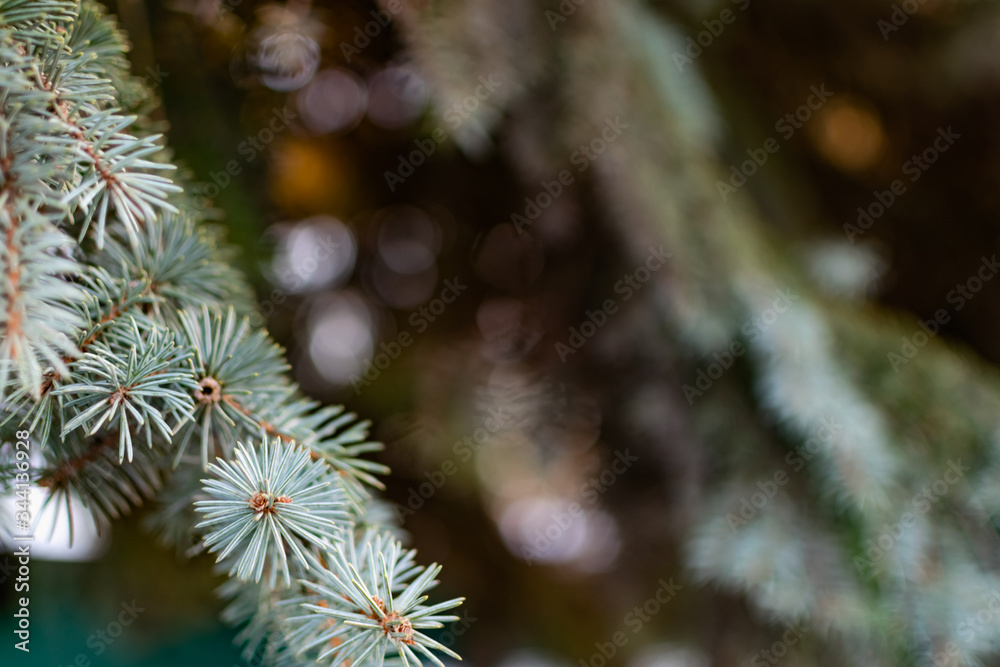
[9,0,1000,665]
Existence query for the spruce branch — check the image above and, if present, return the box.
[0,6,466,665]
[0,32,86,398]
[0,1,77,26]
[195,437,349,585]
[54,317,196,462]
[218,573,304,667]
[143,461,205,554]
[289,529,464,667]
[1,267,157,449]
[174,305,290,468]
[256,398,389,513]
[27,23,181,248]
[95,212,254,317]
[63,266,157,362]
[0,200,83,397]
[37,428,165,540]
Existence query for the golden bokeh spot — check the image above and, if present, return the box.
[809,97,887,173]
[269,140,345,211]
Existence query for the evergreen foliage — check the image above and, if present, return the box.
[383,0,1000,663]
[0,3,463,665]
